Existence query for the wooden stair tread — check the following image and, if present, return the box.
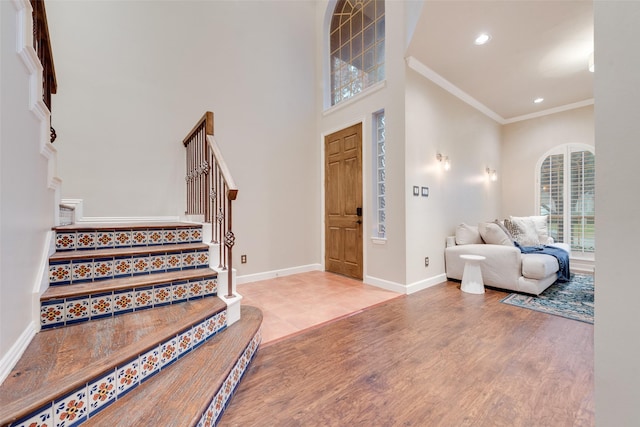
[53,222,200,231]
[84,306,262,427]
[49,242,209,262]
[42,268,218,300]
[0,298,226,425]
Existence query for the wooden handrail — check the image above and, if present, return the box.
[183,112,238,298]
[31,0,57,142]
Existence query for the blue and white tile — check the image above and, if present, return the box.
[139,346,161,382]
[75,232,96,250]
[196,250,210,267]
[87,369,117,416]
[95,231,115,249]
[10,404,53,427]
[41,299,65,329]
[49,261,71,285]
[71,260,93,283]
[176,228,191,243]
[181,251,197,269]
[113,230,132,247]
[131,229,148,246]
[147,229,163,246]
[189,227,202,243]
[159,337,179,369]
[93,258,114,281]
[172,281,189,303]
[65,296,90,324]
[133,287,154,310]
[153,284,172,307]
[162,229,178,245]
[116,358,139,397]
[148,254,166,273]
[113,290,134,314]
[53,387,88,427]
[132,254,150,275]
[191,321,207,349]
[113,256,132,278]
[202,277,217,296]
[55,232,76,251]
[187,279,204,299]
[165,253,182,271]
[90,292,113,320]
[177,328,193,358]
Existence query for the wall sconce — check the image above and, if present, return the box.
[486,168,497,182]
[588,52,594,73]
[437,153,450,171]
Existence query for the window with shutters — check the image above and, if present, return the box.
[329,0,385,106]
[537,144,595,256]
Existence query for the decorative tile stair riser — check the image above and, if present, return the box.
[501,273,594,324]
[9,310,228,427]
[55,227,202,251]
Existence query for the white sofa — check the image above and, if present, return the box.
[445,218,570,295]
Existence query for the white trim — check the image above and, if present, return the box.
[322,81,387,116]
[61,198,84,221]
[363,275,407,294]
[406,56,505,124]
[406,55,595,125]
[77,216,181,223]
[406,273,448,295]
[0,322,38,384]
[236,264,322,285]
[504,99,595,124]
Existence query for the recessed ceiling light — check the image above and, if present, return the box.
[534,97,544,104]
[474,33,491,45]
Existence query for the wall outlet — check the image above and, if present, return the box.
[425,257,429,267]
[241,254,247,264]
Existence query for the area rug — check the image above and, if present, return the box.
[501,274,594,324]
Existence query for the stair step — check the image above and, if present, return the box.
[84,306,262,427]
[53,222,204,252]
[48,243,211,286]
[40,269,219,329]
[0,298,228,427]
[53,222,203,252]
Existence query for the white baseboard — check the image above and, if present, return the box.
[406,273,448,294]
[363,275,407,294]
[237,264,322,285]
[0,321,38,384]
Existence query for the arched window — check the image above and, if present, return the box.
[537,144,595,256]
[329,0,385,106]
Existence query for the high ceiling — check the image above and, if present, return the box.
[406,0,594,123]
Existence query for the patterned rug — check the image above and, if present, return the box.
[501,274,594,324]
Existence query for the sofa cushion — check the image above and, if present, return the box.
[455,223,483,245]
[521,253,560,280]
[528,215,550,244]
[478,222,513,246]
[505,216,540,246]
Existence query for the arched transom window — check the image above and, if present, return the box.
[330,0,385,106]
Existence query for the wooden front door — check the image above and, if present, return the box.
[324,123,363,280]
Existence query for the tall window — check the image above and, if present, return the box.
[373,110,386,238]
[538,144,595,255]
[330,0,385,106]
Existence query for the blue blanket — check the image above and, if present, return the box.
[515,243,571,282]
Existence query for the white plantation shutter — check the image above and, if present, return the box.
[537,145,595,255]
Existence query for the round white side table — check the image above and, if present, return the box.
[460,254,486,294]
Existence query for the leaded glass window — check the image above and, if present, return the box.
[373,110,386,238]
[330,0,385,106]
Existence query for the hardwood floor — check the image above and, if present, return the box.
[222,274,594,426]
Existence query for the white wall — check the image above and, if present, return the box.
[1,0,57,381]
[316,0,408,290]
[405,68,502,286]
[501,106,594,217]
[47,0,319,277]
[594,2,640,424]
